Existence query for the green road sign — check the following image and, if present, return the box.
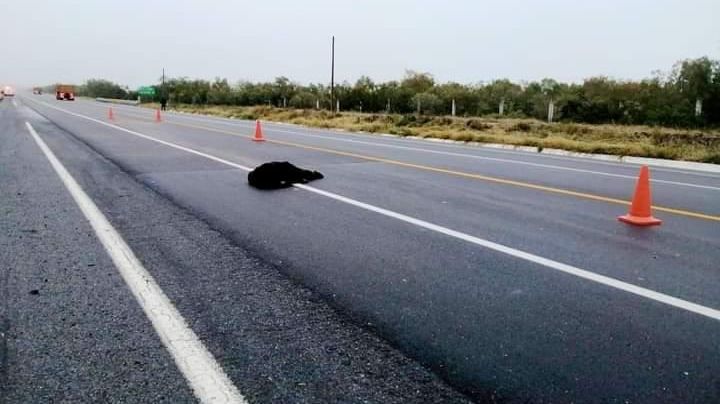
[138,86,156,96]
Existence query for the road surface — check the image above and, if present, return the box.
[2,94,719,403]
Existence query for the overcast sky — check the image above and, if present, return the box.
[2,0,719,88]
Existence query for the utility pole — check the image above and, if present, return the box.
[330,36,335,113]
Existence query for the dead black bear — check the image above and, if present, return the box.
[248,161,324,189]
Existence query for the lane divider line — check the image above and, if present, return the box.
[24,101,720,322]
[25,122,247,404]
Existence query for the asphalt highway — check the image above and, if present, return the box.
[2,94,719,403]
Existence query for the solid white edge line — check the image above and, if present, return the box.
[83,99,720,190]
[25,122,247,404]
[26,100,720,322]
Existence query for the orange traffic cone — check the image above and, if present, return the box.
[155,109,162,123]
[108,107,114,121]
[618,166,662,226]
[252,120,265,142]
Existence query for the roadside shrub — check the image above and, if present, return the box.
[317,110,333,119]
[388,127,415,136]
[431,117,454,126]
[701,153,720,164]
[509,122,533,132]
[395,115,415,126]
[285,110,302,120]
[550,123,592,135]
[413,115,433,126]
[358,123,385,133]
[450,132,474,142]
[397,114,434,126]
[239,111,259,120]
[465,119,492,131]
[362,114,393,123]
[651,132,720,148]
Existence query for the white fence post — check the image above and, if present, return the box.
[548,100,555,123]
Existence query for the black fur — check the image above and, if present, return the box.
[248,161,324,189]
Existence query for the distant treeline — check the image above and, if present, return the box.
[62,57,720,127]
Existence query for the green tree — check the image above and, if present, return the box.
[289,90,317,109]
[401,70,435,94]
[486,79,521,115]
[673,57,717,119]
[208,78,232,105]
[411,92,444,115]
[431,82,478,116]
[80,79,128,99]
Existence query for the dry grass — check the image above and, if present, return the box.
[141,103,720,163]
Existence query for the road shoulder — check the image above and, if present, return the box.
[0,104,196,403]
[13,96,470,402]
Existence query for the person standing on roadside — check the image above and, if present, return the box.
[160,95,168,111]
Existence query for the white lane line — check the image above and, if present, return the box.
[27,101,720,323]
[25,121,247,404]
[87,100,720,188]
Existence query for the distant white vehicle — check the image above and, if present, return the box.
[3,86,15,96]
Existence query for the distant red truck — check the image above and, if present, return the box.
[56,84,75,101]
